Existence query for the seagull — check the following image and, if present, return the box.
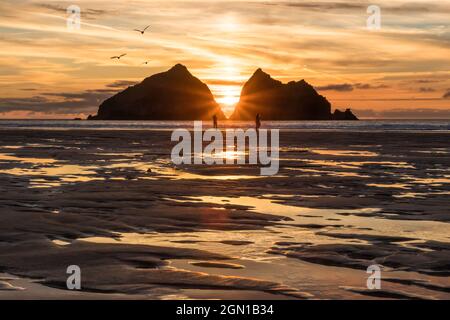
[110,54,126,60]
[134,25,150,35]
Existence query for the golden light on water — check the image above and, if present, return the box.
[214,150,246,161]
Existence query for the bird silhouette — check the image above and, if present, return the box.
[134,25,150,35]
[111,54,127,60]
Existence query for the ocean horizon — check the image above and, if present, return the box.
[0,119,449,132]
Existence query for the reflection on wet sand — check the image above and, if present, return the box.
[79,192,450,299]
[0,130,449,299]
[394,191,450,199]
[167,195,449,242]
[0,153,57,164]
[311,149,380,157]
[286,167,370,178]
[0,151,262,188]
[367,183,411,189]
[106,161,263,180]
[301,159,416,170]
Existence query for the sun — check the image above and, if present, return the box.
[219,95,240,106]
[216,84,240,117]
[208,58,242,117]
[217,94,240,118]
[218,16,240,32]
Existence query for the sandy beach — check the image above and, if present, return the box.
[0,126,449,300]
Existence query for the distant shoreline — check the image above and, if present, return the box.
[0,119,449,134]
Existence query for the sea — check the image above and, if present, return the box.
[0,120,449,132]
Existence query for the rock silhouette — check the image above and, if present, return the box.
[230,69,333,120]
[89,64,358,121]
[331,108,359,120]
[89,64,226,120]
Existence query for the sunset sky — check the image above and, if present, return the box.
[0,0,449,119]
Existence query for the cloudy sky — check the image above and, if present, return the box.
[0,0,449,119]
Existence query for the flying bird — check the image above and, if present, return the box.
[134,25,150,35]
[110,54,126,60]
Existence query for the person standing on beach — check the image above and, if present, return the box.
[213,114,218,129]
[256,113,261,131]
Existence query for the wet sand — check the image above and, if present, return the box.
[0,129,449,299]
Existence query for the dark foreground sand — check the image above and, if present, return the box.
[0,129,449,299]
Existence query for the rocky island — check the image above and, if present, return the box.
[331,108,359,120]
[89,65,358,121]
[89,64,226,121]
[231,68,358,121]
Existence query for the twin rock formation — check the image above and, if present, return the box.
[89,64,357,121]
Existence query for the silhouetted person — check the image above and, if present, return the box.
[213,114,218,129]
[256,113,261,131]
